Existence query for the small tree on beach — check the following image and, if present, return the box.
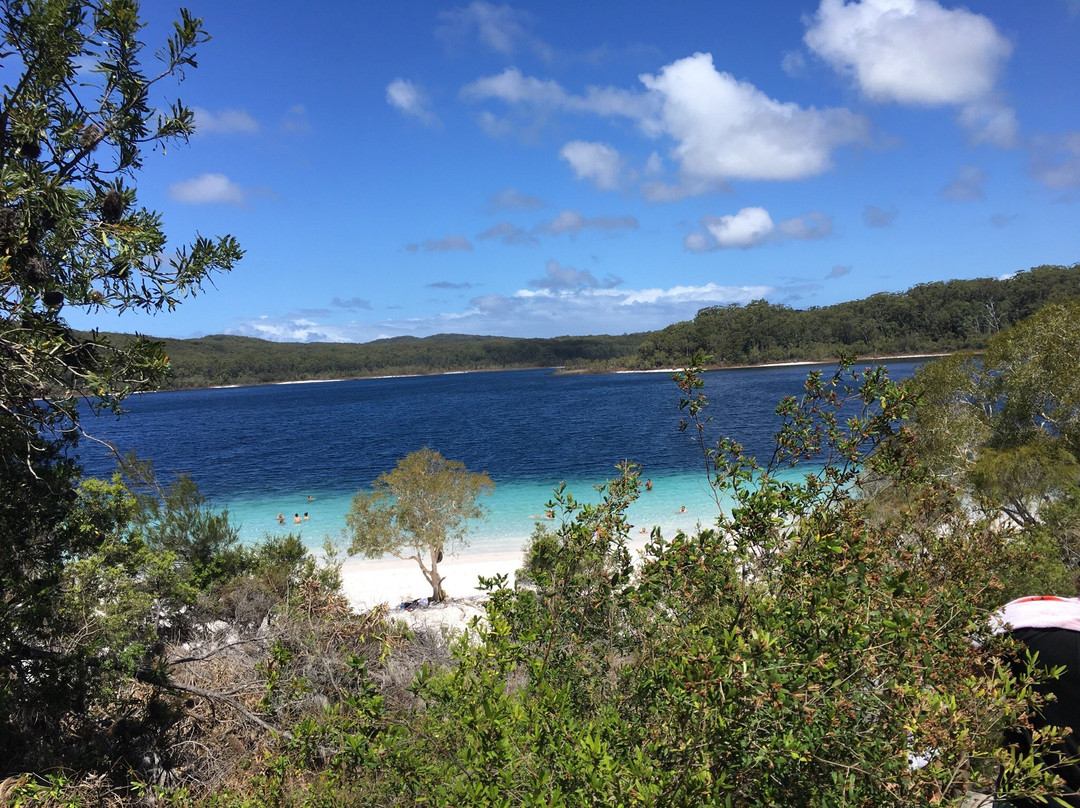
[346,447,494,602]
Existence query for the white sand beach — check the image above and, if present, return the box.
[339,538,654,634]
[339,550,526,633]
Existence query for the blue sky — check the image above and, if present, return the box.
[71,0,1080,342]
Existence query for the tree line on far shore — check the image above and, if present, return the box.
[116,262,1080,390]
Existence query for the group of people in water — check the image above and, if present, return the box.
[277,495,316,526]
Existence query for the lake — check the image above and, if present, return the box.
[76,361,922,553]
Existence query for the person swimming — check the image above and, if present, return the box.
[293,513,301,523]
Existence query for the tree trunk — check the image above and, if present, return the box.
[429,546,447,601]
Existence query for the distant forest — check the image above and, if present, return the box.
[125,263,1078,390]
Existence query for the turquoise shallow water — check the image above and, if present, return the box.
[219,467,767,554]
[76,363,921,555]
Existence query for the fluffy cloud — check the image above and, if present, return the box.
[387,79,439,126]
[464,57,866,191]
[827,265,852,279]
[560,141,623,190]
[940,165,986,201]
[460,67,658,130]
[169,173,245,205]
[639,53,869,183]
[192,108,259,135]
[699,207,775,249]
[534,210,638,236]
[804,0,1017,146]
[686,207,832,251]
[462,68,568,107]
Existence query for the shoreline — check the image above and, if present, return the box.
[163,352,945,394]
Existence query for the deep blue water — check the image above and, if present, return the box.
[76,362,921,551]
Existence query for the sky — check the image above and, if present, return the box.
[68,0,1080,343]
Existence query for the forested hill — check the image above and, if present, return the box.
[135,263,1078,389]
[633,263,1080,368]
[148,331,648,389]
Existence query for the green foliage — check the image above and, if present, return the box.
[150,331,648,389]
[1,0,243,455]
[347,447,494,601]
[104,264,1080,391]
[233,360,1049,807]
[907,300,1080,595]
[0,0,240,774]
[123,454,244,592]
[635,264,1080,369]
[46,358,1065,807]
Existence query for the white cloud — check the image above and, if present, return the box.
[461,67,658,124]
[560,141,623,190]
[169,173,245,205]
[827,265,852,279]
[703,207,776,249]
[386,79,439,126]
[804,0,1017,146]
[193,107,259,135]
[462,68,568,107]
[940,164,986,201]
[805,0,1011,105]
[686,206,832,251]
[463,56,866,187]
[637,53,869,182]
[225,280,775,343]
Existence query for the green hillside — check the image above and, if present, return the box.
[107,263,1080,389]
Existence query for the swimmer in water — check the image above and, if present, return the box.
[294,513,301,524]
